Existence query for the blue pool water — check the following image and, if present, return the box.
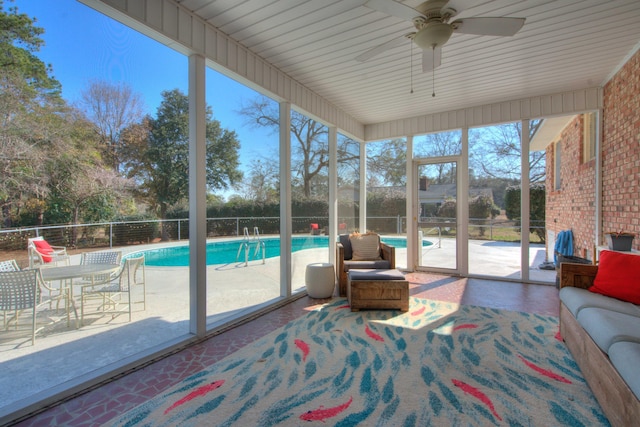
[138,236,431,267]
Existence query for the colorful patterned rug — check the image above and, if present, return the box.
[112,298,608,426]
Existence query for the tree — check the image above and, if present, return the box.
[367,139,407,186]
[80,80,145,171]
[504,183,546,243]
[416,131,462,158]
[0,1,63,226]
[238,158,279,203]
[469,121,545,183]
[468,194,499,237]
[415,131,461,183]
[128,89,243,229]
[239,96,359,198]
[42,108,132,233]
[0,0,61,99]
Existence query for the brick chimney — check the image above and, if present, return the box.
[419,176,429,191]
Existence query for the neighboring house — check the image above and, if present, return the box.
[535,48,640,260]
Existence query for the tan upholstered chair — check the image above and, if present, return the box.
[336,233,395,297]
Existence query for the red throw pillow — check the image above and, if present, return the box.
[310,223,319,229]
[590,250,640,304]
[33,239,54,263]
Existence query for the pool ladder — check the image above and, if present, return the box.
[236,227,265,266]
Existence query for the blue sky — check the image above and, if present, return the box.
[14,0,277,190]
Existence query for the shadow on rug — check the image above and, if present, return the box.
[112,298,609,426]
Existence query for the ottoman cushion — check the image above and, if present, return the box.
[348,269,405,281]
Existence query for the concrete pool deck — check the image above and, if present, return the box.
[0,236,556,416]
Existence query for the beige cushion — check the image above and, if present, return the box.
[350,233,381,261]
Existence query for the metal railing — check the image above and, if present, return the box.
[0,216,546,267]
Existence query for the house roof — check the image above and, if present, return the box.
[530,114,576,151]
[88,0,640,137]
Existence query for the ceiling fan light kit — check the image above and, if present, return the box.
[359,0,525,72]
[412,22,453,49]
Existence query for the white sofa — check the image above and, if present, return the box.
[559,261,640,427]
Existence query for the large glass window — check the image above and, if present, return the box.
[416,161,458,271]
[0,1,191,413]
[338,133,360,234]
[289,110,329,292]
[529,119,548,282]
[366,139,407,268]
[413,131,461,272]
[467,121,549,282]
[205,71,280,327]
[468,123,523,279]
[413,130,462,157]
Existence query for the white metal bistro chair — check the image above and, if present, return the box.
[1,260,22,331]
[0,270,40,345]
[27,236,70,268]
[81,254,146,324]
[78,250,122,284]
[0,259,20,272]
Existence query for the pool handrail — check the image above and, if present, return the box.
[253,227,265,264]
[236,227,265,266]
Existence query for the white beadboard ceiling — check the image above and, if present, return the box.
[173,0,639,125]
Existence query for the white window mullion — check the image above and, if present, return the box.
[280,102,292,297]
[188,54,207,336]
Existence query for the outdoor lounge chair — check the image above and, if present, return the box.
[27,236,70,268]
[81,254,146,323]
[336,233,395,297]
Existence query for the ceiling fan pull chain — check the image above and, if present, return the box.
[410,40,414,94]
[432,46,436,97]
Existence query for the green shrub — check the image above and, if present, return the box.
[505,184,546,243]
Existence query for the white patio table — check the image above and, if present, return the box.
[40,263,121,327]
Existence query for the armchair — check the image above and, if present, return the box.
[336,233,395,297]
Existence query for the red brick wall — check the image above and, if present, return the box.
[602,49,640,250]
[546,48,640,255]
[546,115,596,259]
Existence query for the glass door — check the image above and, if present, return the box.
[415,160,459,272]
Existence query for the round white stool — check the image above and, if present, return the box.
[305,263,335,298]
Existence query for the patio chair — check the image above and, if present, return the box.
[79,250,123,285]
[0,260,21,337]
[0,269,40,345]
[81,254,146,323]
[0,259,20,272]
[27,236,70,268]
[336,233,395,297]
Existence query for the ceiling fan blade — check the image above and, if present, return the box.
[452,17,525,36]
[356,34,411,62]
[363,0,421,22]
[421,46,442,72]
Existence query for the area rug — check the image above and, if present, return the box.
[112,298,608,427]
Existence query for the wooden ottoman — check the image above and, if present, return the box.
[347,269,409,312]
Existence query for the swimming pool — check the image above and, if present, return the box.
[137,236,431,267]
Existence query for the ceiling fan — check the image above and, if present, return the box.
[356,0,525,73]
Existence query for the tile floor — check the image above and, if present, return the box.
[11,272,559,426]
